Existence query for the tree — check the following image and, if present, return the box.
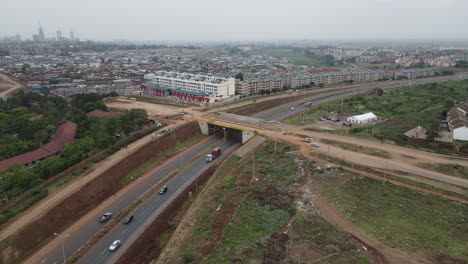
[444,99,455,109]
[1,164,41,197]
[235,72,244,81]
[374,88,384,96]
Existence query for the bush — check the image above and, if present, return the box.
[181,252,194,263]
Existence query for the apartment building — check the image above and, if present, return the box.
[147,71,235,102]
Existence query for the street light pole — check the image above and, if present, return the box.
[54,232,69,264]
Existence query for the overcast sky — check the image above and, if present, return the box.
[1,0,467,41]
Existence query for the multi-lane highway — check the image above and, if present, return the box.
[28,137,232,264]
[256,73,468,121]
[78,140,239,264]
[27,72,468,264]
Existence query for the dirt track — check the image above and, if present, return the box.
[0,121,184,242]
[0,73,24,99]
[303,166,431,264]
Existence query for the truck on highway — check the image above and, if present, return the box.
[206,147,222,162]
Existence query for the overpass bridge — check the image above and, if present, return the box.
[197,112,279,144]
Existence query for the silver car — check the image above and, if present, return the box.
[109,240,121,251]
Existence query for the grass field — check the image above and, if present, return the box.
[417,163,468,180]
[288,80,468,146]
[321,176,468,261]
[180,141,369,263]
[251,49,328,67]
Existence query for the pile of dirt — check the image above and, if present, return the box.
[0,122,200,264]
[255,184,295,215]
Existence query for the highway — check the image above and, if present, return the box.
[27,136,228,264]
[27,72,468,264]
[78,140,239,264]
[255,73,468,121]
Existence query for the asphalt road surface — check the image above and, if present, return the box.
[31,137,224,264]
[255,73,468,121]
[78,140,238,264]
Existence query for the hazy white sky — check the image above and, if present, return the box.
[1,0,467,41]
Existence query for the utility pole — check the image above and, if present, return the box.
[340,96,344,113]
[274,140,277,155]
[252,149,255,182]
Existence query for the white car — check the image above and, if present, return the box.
[290,107,295,110]
[109,240,121,251]
[302,138,312,143]
[311,142,320,147]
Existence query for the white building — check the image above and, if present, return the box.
[447,102,468,141]
[347,112,378,124]
[150,71,235,101]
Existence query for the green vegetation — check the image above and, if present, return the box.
[181,141,368,263]
[204,196,290,263]
[290,212,369,264]
[0,189,47,225]
[320,139,391,158]
[119,133,204,186]
[323,177,468,261]
[251,48,330,67]
[288,80,468,146]
[417,163,468,180]
[0,92,151,224]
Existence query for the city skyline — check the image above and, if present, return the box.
[1,0,468,41]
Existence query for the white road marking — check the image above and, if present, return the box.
[122,227,129,234]
[99,248,107,256]
[40,259,47,264]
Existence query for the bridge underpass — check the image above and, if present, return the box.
[197,112,269,144]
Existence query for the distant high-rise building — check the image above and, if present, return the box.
[70,31,75,41]
[14,34,21,41]
[38,25,45,41]
[56,30,63,41]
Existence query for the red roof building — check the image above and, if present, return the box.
[0,121,78,171]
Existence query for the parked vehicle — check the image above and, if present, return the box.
[302,138,312,143]
[109,240,121,251]
[304,102,312,107]
[159,186,168,195]
[206,147,222,162]
[311,142,320,147]
[342,122,352,127]
[123,215,134,224]
[99,212,112,223]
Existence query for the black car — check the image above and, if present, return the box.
[123,215,134,224]
[159,185,168,195]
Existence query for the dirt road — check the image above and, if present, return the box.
[201,118,468,188]
[0,122,182,241]
[0,73,24,99]
[304,168,431,264]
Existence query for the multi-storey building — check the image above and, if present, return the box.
[143,71,235,102]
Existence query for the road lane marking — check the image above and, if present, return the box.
[99,248,107,256]
[122,227,129,234]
